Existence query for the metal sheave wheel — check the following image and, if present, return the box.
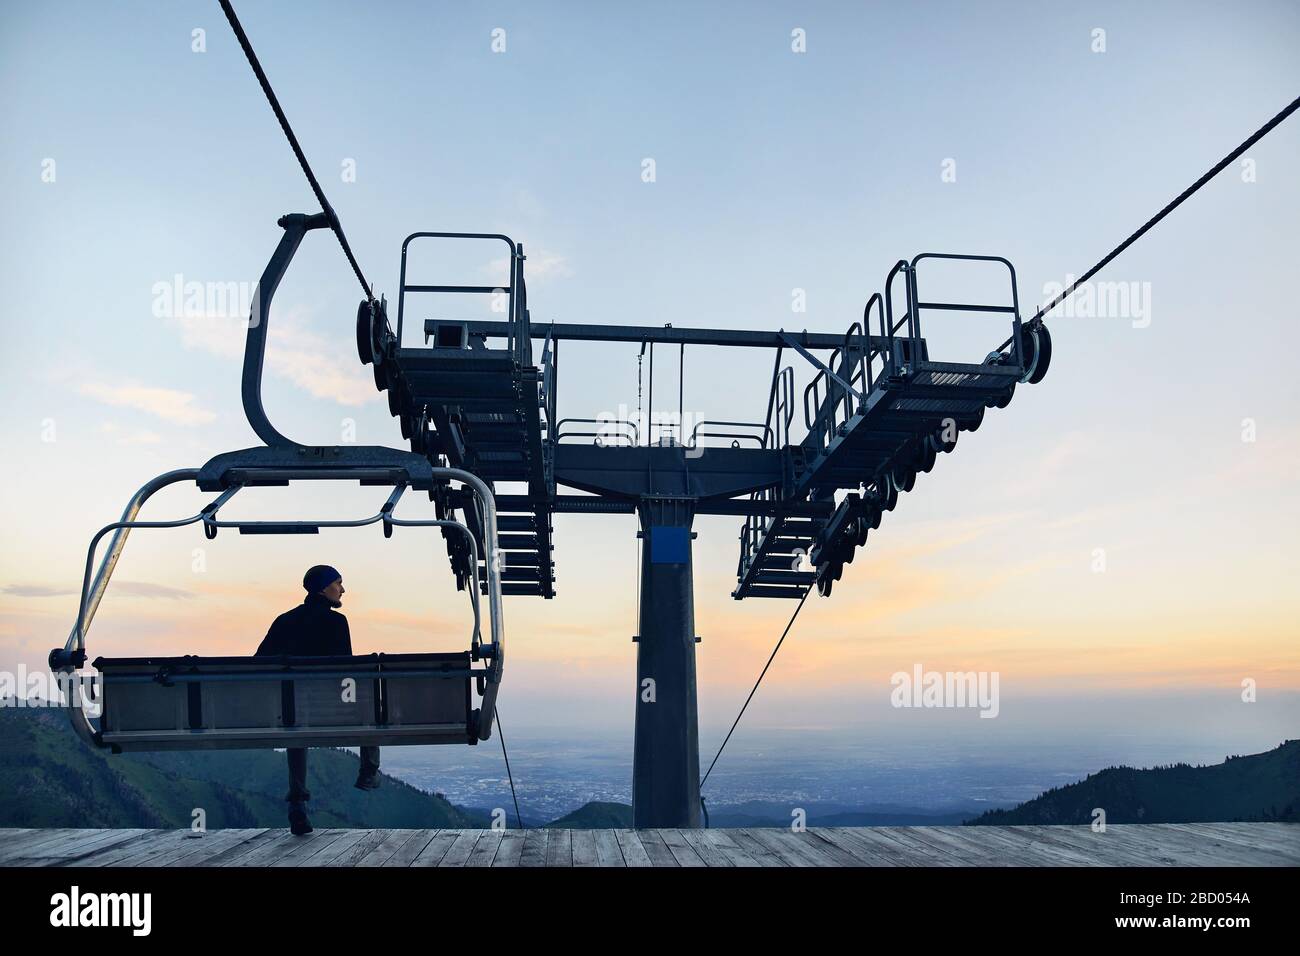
[930,430,957,455]
[879,477,899,511]
[1026,324,1052,384]
[892,464,916,493]
[918,440,937,473]
[356,300,375,365]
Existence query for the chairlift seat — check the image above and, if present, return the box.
[92,652,475,752]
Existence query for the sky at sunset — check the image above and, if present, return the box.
[2,1,1297,757]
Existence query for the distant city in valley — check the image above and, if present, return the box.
[376,724,1287,824]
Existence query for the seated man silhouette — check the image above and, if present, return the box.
[256,565,381,836]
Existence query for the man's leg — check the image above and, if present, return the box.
[286,748,311,803]
[286,748,313,835]
[356,746,381,788]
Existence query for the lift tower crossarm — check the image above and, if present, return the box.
[442,320,890,352]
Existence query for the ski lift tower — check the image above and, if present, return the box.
[367,233,1051,828]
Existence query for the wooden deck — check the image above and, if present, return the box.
[2,823,1296,867]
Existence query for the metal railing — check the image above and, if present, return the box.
[554,417,639,446]
[885,253,1024,371]
[688,420,772,450]
[396,232,530,365]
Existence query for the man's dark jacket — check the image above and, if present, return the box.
[255,593,353,657]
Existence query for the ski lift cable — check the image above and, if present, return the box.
[1032,93,1300,324]
[699,588,810,791]
[218,0,374,302]
[703,94,1300,793]
[495,706,525,829]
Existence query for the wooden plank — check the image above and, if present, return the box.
[1224,821,1300,851]
[898,826,1016,866]
[1010,825,1171,866]
[1015,825,1133,866]
[289,828,369,867]
[634,829,679,867]
[592,829,626,867]
[81,829,203,868]
[323,829,393,868]
[802,828,888,866]
[869,827,962,865]
[1003,825,1157,866]
[719,828,787,867]
[44,832,156,868]
[438,830,484,867]
[492,830,527,867]
[0,828,66,862]
[571,829,599,867]
[945,825,1094,866]
[784,829,866,867]
[678,828,732,867]
[731,828,806,866]
[519,828,551,867]
[813,828,902,866]
[544,828,572,867]
[658,828,707,867]
[17,829,144,864]
[741,828,832,867]
[466,829,505,867]
[268,828,352,867]
[355,828,419,867]
[35,829,155,866]
[382,829,439,868]
[1104,823,1295,867]
[1170,823,1300,864]
[410,830,461,867]
[117,831,204,868]
[700,828,761,867]
[613,829,653,868]
[136,831,234,868]
[167,829,270,867]
[0,828,85,862]
[942,825,1087,866]
[849,827,940,866]
[196,829,290,867]
[222,830,301,867]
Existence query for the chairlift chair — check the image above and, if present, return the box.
[49,213,507,753]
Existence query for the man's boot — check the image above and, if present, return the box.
[355,748,381,790]
[288,800,313,836]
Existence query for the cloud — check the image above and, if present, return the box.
[113,581,194,600]
[80,382,217,425]
[2,584,77,598]
[169,313,246,359]
[1,580,191,601]
[166,304,377,407]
